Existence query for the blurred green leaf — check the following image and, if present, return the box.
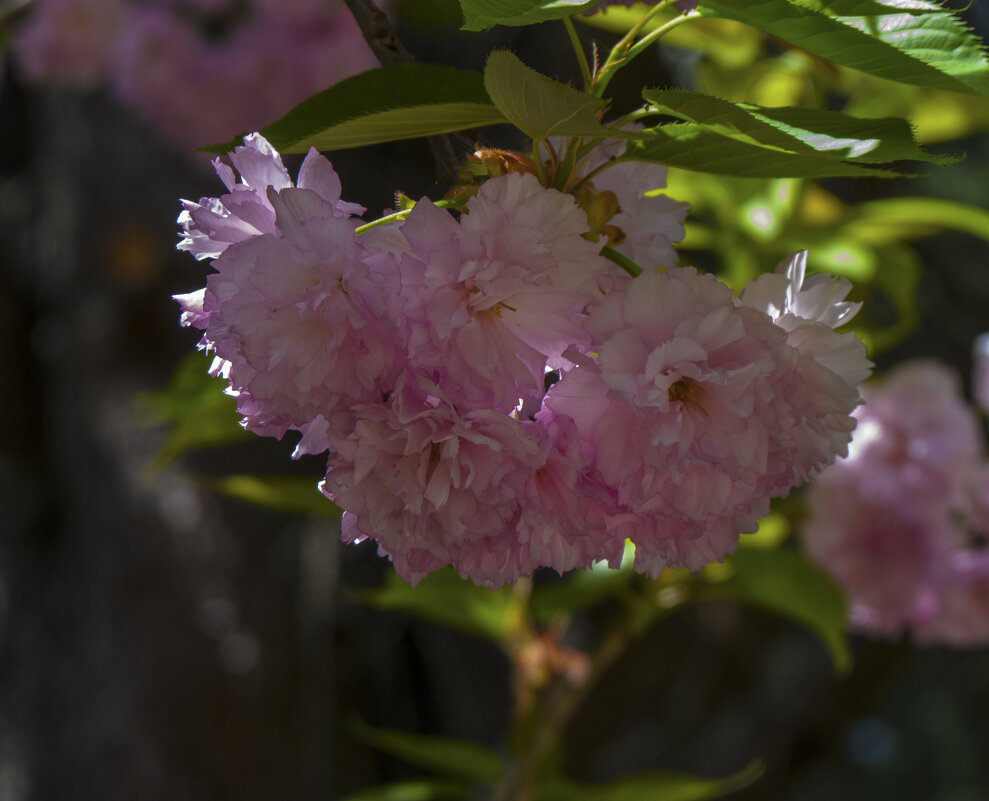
[460,0,601,31]
[641,89,958,166]
[137,352,251,472]
[483,51,615,140]
[352,719,503,785]
[199,474,340,517]
[340,780,469,801]
[695,0,989,97]
[359,567,517,643]
[841,70,989,143]
[738,513,789,550]
[534,760,764,800]
[847,197,989,244]
[700,547,851,673]
[207,65,506,153]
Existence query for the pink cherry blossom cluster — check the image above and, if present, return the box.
[175,133,871,587]
[11,0,375,146]
[802,361,989,645]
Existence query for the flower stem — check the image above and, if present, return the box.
[564,17,593,92]
[494,625,631,801]
[354,199,456,234]
[592,0,695,97]
[601,246,643,276]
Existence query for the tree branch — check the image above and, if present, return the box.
[342,0,460,187]
[342,0,415,66]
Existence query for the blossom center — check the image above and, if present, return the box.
[667,377,707,415]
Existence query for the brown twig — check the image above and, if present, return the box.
[495,625,631,801]
[341,0,460,187]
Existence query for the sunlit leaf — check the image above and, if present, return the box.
[534,760,764,800]
[340,780,469,801]
[641,89,958,166]
[359,567,517,643]
[483,51,615,140]
[624,124,902,177]
[199,474,340,517]
[352,719,503,785]
[459,0,601,31]
[206,65,506,153]
[699,547,851,673]
[695,0,989,97]
[137,352,251,472]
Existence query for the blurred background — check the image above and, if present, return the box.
[1,1,989,799]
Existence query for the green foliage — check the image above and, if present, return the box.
[846,197,989,243]
[199,474,341,517]
[359,567,518,643]
[533,760,764,800]
[700,547,852,673]
[340,780,469,801]
[640,89,958,167]
[351,719,503,785]
[460,0,601,31]
[136,352,251,472]
[483,51,616,140]
[208,65,506,154]
[625,125,905,178]
[692,0,989,96]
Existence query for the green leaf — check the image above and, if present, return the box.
[136,352,252,472]
[359,567,517,643]
[340,780,469,801]
[207,65,506,154]
[699,547,851,673]
[460,0,601,31]
[694,0,989,97]
[352,719,503,785]
[483,51,615,140]
[199,474,340,517]
[641,89,958,166]
[847,197,989,243]
[534,760,764,801]
[624,124,903,177]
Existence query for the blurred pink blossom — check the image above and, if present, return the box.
[12,0,376,147]
[802,360,989,643]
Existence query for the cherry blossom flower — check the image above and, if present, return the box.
[322,378,548,587]
[740,251,873,492]
[176,134,872,587]
[397,172,613,411]
[175,135,399,442]
[548,267,796,576]
[178,132,363,261]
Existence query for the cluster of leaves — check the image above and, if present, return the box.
[154,0,989,797]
